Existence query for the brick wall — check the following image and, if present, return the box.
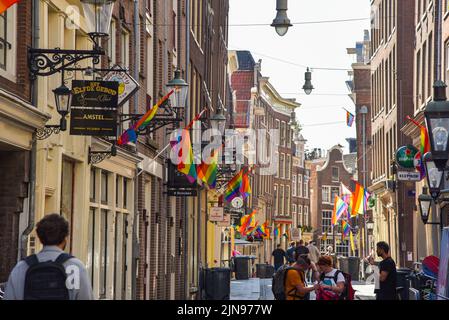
[0,1,32,102]
[0,151,29,282]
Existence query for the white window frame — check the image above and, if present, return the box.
[322,186,332,204]
[322,210,332,233]
[304,206,309,227]
[107,19,116,66]
[292,175,297,196]
[298,174,303,198]
[303,174,309,198]
[0,5,17,81]
[298,205,303,227]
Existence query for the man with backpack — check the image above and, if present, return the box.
[316,256,355,300]
[272,256,319,300]
[4,214,93,300]
[286,242,297,265]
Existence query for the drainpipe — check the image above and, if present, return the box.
[21,0,40,259]
[184,0,190,300]
[131,0,140,300]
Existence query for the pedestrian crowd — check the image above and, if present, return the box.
[272,240,398,301]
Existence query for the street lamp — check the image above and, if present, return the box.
[210,105,227,135]
[302,68,314,95]
[271,0,293,36]
[166,69,189,109]
[423,152,444,200]
[366,221,374,231]
[424,81,449,170]
[418,193,433,225]
[81,0,117,40]
[53,84,73,131]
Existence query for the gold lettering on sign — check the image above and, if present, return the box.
[82,114,105,120]
[72,82,117,96]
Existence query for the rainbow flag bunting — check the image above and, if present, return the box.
[0,0,19,14]
[332,196,349,225]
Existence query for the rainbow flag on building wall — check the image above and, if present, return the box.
[332,196,348,225]
[351,182,369,217]
[346,110,355,127]
[0,0,19,14]
[197,148,218,189]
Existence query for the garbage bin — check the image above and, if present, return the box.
[338,257,349,274]
[265,265,275,278]
[396,268,411,300]
[256,264,267,278]
[347,256,360,281]
[204,268,231,300]
[233,256,251,280]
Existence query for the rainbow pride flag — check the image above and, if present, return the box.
[351,182,366,217]
[239,170,251,199]
[224,169,243,202]
[118,90,174,145]
[197,148,218,189]
[177,129,197,184]
[346,110,355,127]
[0,0,19,14]
[332,196,348,225]
[273,225,280,238]
[342,220,350,238]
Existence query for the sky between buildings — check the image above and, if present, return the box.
[229,0,371,154]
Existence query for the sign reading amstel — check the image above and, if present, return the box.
[70,80,119,137]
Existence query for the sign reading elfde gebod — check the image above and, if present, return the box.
[70,80,119,137]
[71,80,119,108]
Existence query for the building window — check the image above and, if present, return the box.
[274,185,278,215]
[332,167,339,182]
[331,186,340,202]
[298,205,303,227]
[61,159,75,251]
[304,206,309,227]
[279,154,285,179]
[298,174,303,198]
[279,185,285,215]
[292,175,297,196]
[292,204,297,214]
[286,155,291,180]
[303,174,309,198]
[336,240,349,257]
[0,6,16,78]
[89,168,132,299]
[280,122,286,146]
[322,210,332,233]
[320,239,334,254]
[286,186,290,216]
[322,186,331,204]
[107,19,116,66]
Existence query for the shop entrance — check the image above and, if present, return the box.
[0,145,30,283]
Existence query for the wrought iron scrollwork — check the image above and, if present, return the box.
[88,145,117,165]
[28,48,104,80]
[35,125,61,140]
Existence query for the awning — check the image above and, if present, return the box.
[222,239,262,246]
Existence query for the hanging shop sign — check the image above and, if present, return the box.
[71,80,119,108]
[291,228,301,242]
[70,109,117,136]
[209,207,224,222]
[103,66,140,106]
[395,145,418,169]
[231,197,244,209]
[167,163,197,197]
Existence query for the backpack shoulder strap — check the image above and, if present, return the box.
[334,270,342,283]
[24,254,39,267]
[54,253,74,265]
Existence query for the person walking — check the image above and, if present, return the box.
[272,244,286,271]
[369,241,397,300]
[307,241,321,282]
[286,242,297,265]
[316,256,345,300]
[294,240,310,261]
[284,256,319,300]
[4,214,93,300]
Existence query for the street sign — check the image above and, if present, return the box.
[209,207,224,222]
[218,214,231,227]
[71,80,119,109]
[397,171,421,181]
[395,145,418,169]
[103,66,140,106]
[166,189,197,197]
[70,109,117,136]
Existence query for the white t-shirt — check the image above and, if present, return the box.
[320,269,345,287]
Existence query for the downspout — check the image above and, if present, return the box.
[184,0,190,300]
[131,0,140,300]
[21,0,40,259]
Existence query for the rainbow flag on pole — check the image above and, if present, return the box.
[346,110,355,127]
[332,196,349,225]
[342,220,350,238]
[176,129,197,184]
[224,168,251,203]
[197,148,218,189]
[351,182,367,217]
[0,0,19,14]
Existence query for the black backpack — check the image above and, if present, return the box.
[23,253,73,300]
[272,265,309,300]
